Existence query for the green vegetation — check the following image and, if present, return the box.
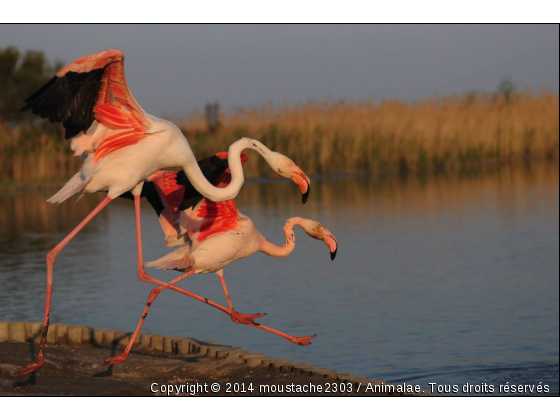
[0,47,62,122]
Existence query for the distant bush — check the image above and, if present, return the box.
[495,76,518,104]
[0,46,63,123]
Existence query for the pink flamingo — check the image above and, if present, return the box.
[18,50,311,376]
[105,152,338,366]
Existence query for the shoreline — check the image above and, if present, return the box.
[1,156,558,194]
[0,321,426,396]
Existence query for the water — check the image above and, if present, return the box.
[1,162,558,395]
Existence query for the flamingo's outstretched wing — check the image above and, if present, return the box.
[22,50,148,163]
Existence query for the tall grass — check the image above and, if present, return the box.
[181,91,559,179]
[1,91,558,186]
[0,122,81,186]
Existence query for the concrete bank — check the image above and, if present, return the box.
[0,321,424,396]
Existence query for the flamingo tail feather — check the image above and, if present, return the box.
[145,246,193,270]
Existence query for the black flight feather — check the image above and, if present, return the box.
[22,68,106,139]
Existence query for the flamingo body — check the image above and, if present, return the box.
[144,153,336,276]
[18,50,312,377]
[150,216,263,274]
[102,152,338,366]
[60,116,192,201]
[23,50,311,203]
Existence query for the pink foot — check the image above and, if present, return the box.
[230,311,267,325]
[18,356,44,377]
[103,354,129,366]
[289,334,317,346]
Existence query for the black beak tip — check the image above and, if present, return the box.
[330,248,337,261]
[302,184,310,204]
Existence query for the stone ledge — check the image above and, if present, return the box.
[0,321,421,394]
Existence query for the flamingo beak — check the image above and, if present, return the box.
[290,165,311,204]
[323,229,338,261]
[302,180,310,204]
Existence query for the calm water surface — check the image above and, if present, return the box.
[1,163,558,395]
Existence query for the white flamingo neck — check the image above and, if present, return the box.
[181,138,273,202]
[258,217,307,258]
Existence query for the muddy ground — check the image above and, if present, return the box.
[0,340,417,396]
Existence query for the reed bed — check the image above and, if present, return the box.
[1,92,558,186]
[181,92,559,179]
[0,122,82,186]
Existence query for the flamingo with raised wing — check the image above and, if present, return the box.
[105,152,337,366]
[18,50,310,377]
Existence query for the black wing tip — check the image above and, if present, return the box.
[22,75,59,106]
[20,97,40,113]
[20,70,104,140]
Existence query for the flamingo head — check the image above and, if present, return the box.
[265,151,311,204]
[300,219,338,261]
[290,165,311,204]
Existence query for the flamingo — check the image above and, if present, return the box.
[104,152,338,366]
[18,50,311,377]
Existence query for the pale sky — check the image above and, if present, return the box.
[1,24,558,116]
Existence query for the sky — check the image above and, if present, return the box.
[1,24,558,117]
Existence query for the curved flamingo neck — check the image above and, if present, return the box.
[181,138,273,203]
[258,217,307,258]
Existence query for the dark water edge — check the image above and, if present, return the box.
[0,161,558,395]
[2,155,557,193]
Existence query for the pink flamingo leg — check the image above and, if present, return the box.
[18,196,113,377]
[104,270,196,365]
[219,274,235,310]
[132,196,265,323]
[131,196,313,349]
[218,275,316,346]
[247,324,316,346]
[217,275,266,324]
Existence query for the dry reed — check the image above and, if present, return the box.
[1,91,558,186]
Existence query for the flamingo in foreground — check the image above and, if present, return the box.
[105,152,338,366]
[18,50,311,377]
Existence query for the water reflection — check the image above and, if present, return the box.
[0,162,558,394]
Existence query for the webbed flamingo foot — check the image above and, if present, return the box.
[18,355,44,377]
[230,311,267,325]
[289,334,317,346]
[103,354,129,366]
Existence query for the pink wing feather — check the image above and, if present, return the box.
[24,50,149,163]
